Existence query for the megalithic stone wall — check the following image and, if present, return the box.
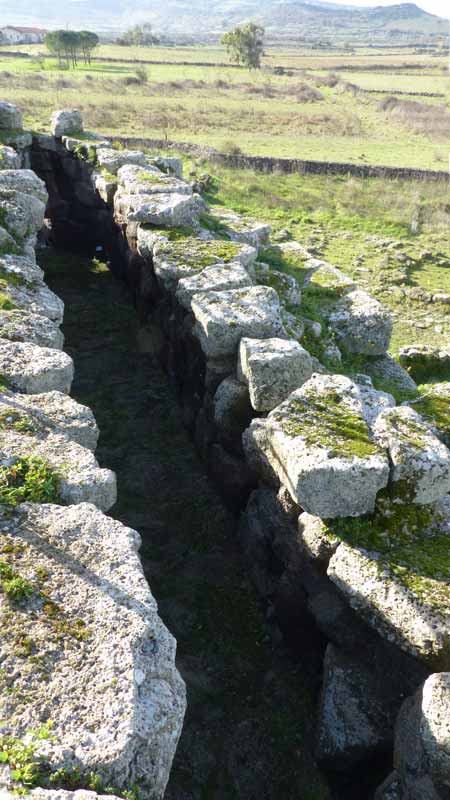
[0,103,186,800]
[5,104,450,798]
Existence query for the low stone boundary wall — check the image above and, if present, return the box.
[108,135,450,183]
[0,103,185,800]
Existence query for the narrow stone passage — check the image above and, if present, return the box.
[40,249,332,800]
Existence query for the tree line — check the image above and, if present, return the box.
[44,30,99,67]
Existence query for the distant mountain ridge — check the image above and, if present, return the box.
[0,0,447,39]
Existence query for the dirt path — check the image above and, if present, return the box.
[41,249,331,800]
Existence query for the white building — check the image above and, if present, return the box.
[0,26,47,45]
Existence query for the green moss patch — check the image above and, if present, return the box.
[0,409,37,435]
[411,386,450,441]
[0,560,34,602]
[274,389,380,458]
[158,236,243,269]
[0,456,61,507]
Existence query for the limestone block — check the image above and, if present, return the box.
[152,237,256,292]
[0,169,48,204]
[399,343,450,382]
[328,502,450,669]
[0,390,99,451]
[0,145,21,170]
[0,225,18,254]
[117,164,192,196]
[373,406,450,504]
[407,382,450,448]
[252,261,301,306]
[238,337,313,412]
[147,155,183,178]
[363,353,417,395]
[115,190,206,228]
[213,377,252,452]
[305,261,356,295]
[243,373,389,517]
[0,310,64,350]
[176,262,252,309]
[393,673,450,798]
[96,147,148,175]
[0,503,185,799]
[2,278,64,325]
[192,286,284,359]
[0,192,46,240]
[0,429,116,511]
[316,644,393,770]
[0,340,73,394]
[0,101,22,130]
[328,289,393,355]
[205,207,271,250]
[51,109,83,138]
[92,172,117,205]
[0,253,44,282]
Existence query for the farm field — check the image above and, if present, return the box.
[0,43,448,168]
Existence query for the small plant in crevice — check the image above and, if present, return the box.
[0,456,61,508]
[0,560,34,602]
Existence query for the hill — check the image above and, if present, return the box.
[0,0,447,40]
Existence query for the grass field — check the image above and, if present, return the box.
[0,43,448,168]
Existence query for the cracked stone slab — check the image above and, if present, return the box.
[243,373,389,517]
[0,429,116,511]
[0,390,99,451]
[192,286,285,359]
[0,310,64,349]
[176,262,252,309]
[152,237,256,292]
[115,190,206,228]
[373,406,450,504]
[238,337,313,412]
[117,165,192,196]
[0,502,185,799]
[0,340,73,394]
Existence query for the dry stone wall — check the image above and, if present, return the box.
[0,104,186,800]
[6,104,450,798]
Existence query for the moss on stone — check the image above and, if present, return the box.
[274,390,380,459]
[0,456,61,507]
[0,409,37,434]
[324,494,449,611]
[158,237,242,269]
[410,387,450,442]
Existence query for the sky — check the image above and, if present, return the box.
[330,0,449,16]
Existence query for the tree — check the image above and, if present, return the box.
[118,23,159,46]
[79,31,99,64]
[221,23,265,69]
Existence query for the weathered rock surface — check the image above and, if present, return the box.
[0,340,73,394]
[147,155,183,178]
[96,147,148,174]
[328,289,393,355]
[115,190,205,228]
[0,429,116,510]
[153,237,256,291]
[0,390,99,451]
[117,164,192,196]
[237,337,313,412]
[0,101,22,130]
[176,262,252,309]
[205,207,271,250]
[2,276,64,325]
[0,502,186,800]
[51,109,83,138]
[407,382,450,448]
[316,644,393,770]
[192,286,285,359]
[213,377,252,452]
[0,144,21,170]
[0,191,46,241]
[373,406,450,504]
[392,673,450,798]
[252,261,301,306]
[0,169,48,205]
[0,309,64,349]
[363,353,417,395]
[244,374,389,517]
[399,344,450,382]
